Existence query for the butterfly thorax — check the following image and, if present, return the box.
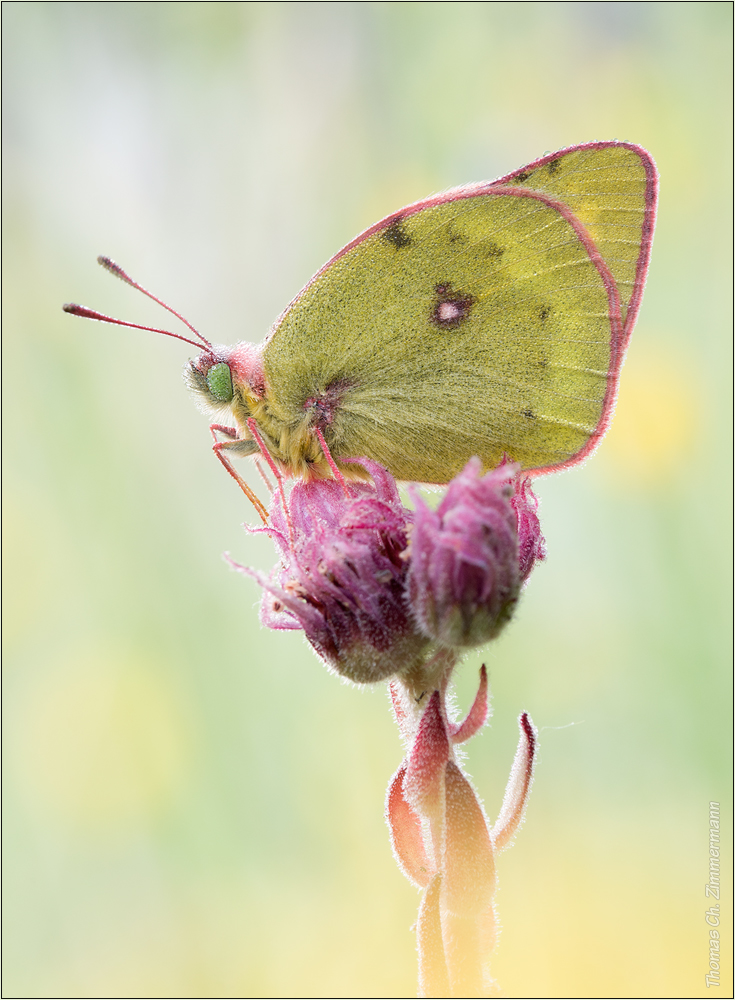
[233,390,334,479]
[187,341,350,480]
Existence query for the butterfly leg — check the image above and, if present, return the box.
[209,424,268,523]
[210,422,238,440]
[245,419,294,543]
[313,425,349,496]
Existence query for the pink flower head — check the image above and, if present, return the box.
[407,458,545,648]
[241,459,432,683]
[234,453,544,681]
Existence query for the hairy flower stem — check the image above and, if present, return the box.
[387,665,537,998]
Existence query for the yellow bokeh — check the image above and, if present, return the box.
[13,654,193,831]
[598,338,702,486]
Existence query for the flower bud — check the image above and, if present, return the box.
[407,458,544,648]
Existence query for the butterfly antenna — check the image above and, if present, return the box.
[96,255,214,351]
[62,302,212,353]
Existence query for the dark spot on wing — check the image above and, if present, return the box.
[304,378,355,426]
[522,408,536,419]
[547,158,561,175]
[486,242,504,259]
[515,170,533,183]
[431,283,475,330]
[447,222,469,245]
[383,218,411,249]
[539,304,551,322]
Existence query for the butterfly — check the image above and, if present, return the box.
[65,141,657,503]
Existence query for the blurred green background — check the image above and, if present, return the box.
[3,3,732,997]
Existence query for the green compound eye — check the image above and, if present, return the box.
[206,362,233,402]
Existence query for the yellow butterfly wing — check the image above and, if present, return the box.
[493,142,657,334]
[260,141,657,482]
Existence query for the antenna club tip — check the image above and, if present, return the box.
[70,260,211,350]
[97,255,130,282]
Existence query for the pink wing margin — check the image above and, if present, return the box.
[490,141,659,475]
[267,141,659,478]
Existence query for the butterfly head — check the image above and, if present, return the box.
[186,349,234,408]
[186,341,266,414]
